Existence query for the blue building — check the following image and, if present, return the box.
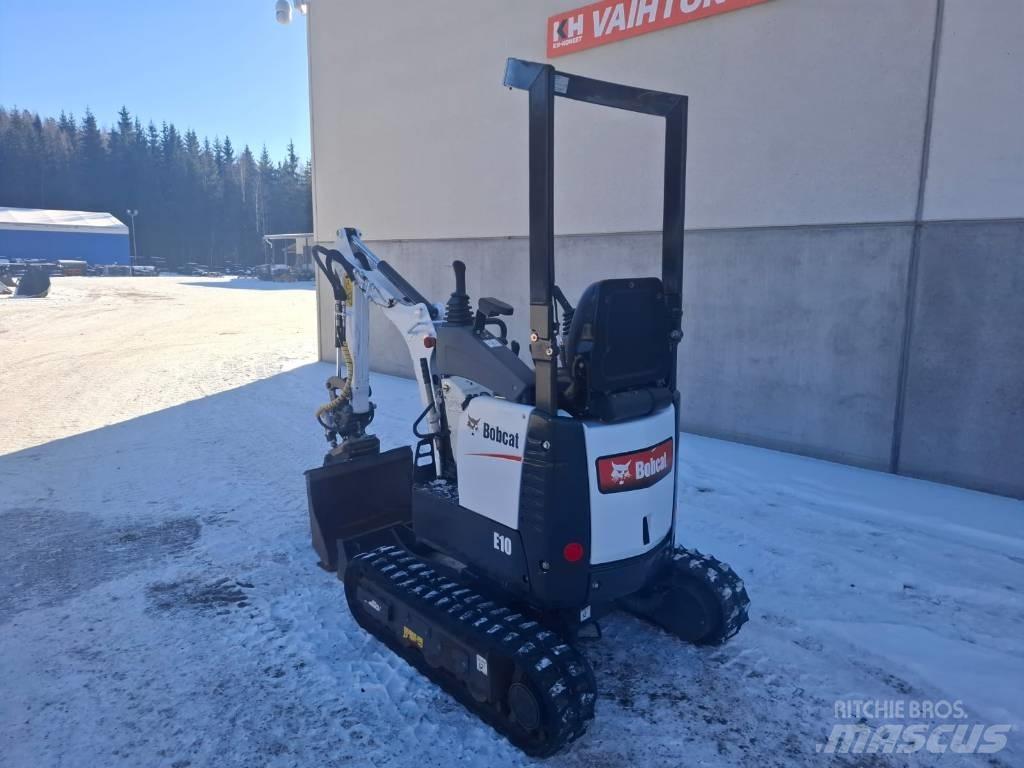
[0,207,130,265]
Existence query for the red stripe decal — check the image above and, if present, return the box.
[467,452,523,462]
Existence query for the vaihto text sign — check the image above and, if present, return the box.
[548,0,769,57]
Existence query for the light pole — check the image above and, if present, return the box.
[125,209,139,275]
[275,0,308,24]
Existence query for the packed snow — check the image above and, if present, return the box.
[1,276,1021,767]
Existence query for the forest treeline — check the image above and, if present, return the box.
[0,106,311,268]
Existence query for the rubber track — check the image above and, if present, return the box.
[673,546,750,643]
[345,545,596,757]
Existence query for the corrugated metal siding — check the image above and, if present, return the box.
[0,229,129,265]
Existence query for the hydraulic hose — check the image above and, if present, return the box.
[315,274,355,425]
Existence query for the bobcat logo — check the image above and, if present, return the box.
[597,438,673,494]
[466,415,480,434]
[610,461,632,485]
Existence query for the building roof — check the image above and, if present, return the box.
[262,232,315,242]
[0,207,129,235]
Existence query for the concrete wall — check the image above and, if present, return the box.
[680,224,913,470]
[891,0,1024,497]
[320,225,912,470]
[308,1,1024,498]
[898,221,1024,498]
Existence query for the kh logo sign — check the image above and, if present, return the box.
[548,0,770,58]
[553,13,585,47]
[596,438,674,493]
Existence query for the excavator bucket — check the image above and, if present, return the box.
[304,446,413,573]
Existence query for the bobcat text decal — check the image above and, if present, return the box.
[466,417,523,461]
[596,437,674,493]
[469,419,520,450]
[548,0,770,58]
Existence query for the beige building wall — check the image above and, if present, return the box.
[923,0,1024,220]
[308,0,937,240]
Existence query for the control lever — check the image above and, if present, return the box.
[444,260,473,326]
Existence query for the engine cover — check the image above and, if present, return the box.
[582,406,676,564]
[455,396,533,530]
[455,397,676,568]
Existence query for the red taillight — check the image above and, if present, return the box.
[423,336,436,348]
[563,542,584,563]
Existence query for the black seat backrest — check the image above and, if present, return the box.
[563,277,672,420]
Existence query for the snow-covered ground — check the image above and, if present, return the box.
[1,276,1021,767]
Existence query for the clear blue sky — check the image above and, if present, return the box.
[0,0,310,161]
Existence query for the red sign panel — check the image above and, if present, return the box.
[596,437,674,494]
[548,0,770,58]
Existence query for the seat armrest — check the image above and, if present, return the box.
[477,297,514,317]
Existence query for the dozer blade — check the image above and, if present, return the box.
[304,446,413,573]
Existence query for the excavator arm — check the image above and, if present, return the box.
[312,229,445,473]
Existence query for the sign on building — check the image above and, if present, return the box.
[548,0,770,58]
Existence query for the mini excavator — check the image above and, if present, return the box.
[305,58,749,757]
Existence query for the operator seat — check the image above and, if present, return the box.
[561,277,674,422]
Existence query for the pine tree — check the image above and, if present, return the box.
[183,129,200,159]
[108,107,137,218]
[256,145,275,237]
[238,145,255,203]
[57,110,75,136]
[77,109,107,211]
[116,107,134,141]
